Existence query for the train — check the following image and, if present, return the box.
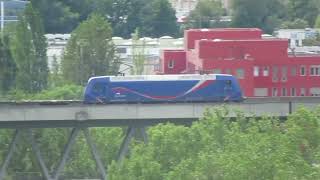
[83,74,244,104]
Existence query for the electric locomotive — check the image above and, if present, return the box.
[83,74,244,103]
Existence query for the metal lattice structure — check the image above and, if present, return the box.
[1,97,319,179]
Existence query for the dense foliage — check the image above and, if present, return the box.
[61,14,120,85]
[30,0,180,38]
[1,1,320,178]
[10,4,48,93]
[2,84,83,101]
[231,0,286,33]
[229,0,320,33]
[1,106,320,179]
[0,33,16,93]
[108,107,320,179]
[131,29,146,75]
[140,0,179,38]
[287,0,319,27]
[186,0,225,29]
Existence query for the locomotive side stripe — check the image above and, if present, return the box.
[183,80,215,95]
[112,87,177,99]
[111,80,215,100]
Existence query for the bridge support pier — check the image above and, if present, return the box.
[0,129,21,180]
[0,128,108,180]
[117,125,148,163]
[52,128,80,180]
[0,125,149,180]
[83,128,107,180]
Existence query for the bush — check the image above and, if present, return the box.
[3,84,84,101]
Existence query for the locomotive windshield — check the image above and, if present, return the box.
[226,80,232,86]
[92,83,106,95]
[224,80,233,92]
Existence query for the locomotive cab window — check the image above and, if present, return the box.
[92,83,106,95]
[224,80,233,96]
[225,80,232,89]
[226,80,232,86]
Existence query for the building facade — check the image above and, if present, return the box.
[46,34,184,75]
[274,28,319,48]
[160,28,320,97]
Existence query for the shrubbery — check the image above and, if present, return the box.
[1,105,320,179]
[109,107,320,179]
[1,84,83,101]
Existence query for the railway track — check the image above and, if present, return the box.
[0,96,320,105]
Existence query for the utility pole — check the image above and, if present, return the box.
[0,1,4,32]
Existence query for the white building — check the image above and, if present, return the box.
[46,34,184,75]
[46,34,70,71]
[274,28,318,47]
[274,28,320,54]
[113,36,184,75]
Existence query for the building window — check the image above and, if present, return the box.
[272,88,278,97]
[168,60,174,69]
[281,66,287,82]
[300,66,306,76]
[213,69,221,74]
[310,65,320,76]
[300,88,306,96]
[254,88,268,97]
[116,47,127,54]
[236,68,244,79]
[295,40,299,46]
[253,66,259,77]
[225,69,232,74]
[282,88,287,96]
[310,87,320,96]
[291,66,297,76]
[291,88,296,96]
[263,67,269,76]
[272,66,278,82]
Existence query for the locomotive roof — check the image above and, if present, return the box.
[88,74,232,82]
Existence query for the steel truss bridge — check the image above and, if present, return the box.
[0,97,319,180]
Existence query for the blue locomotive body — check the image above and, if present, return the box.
[83,74,244,103]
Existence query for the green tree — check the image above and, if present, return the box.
[315,15,320,28]
[231,0,284,33]
[280,18,309,29]
[112,0,148,38]
[187,0,224,28]
[10,4,48,93]
[62,0,98,22]
[48,55,64,88]
[25,4,49,91]
[0,33,16,93]
[140,0,179,37]
[31,0,178,37]
[62,0,151,38]
[131,29,145,75]
[109,107,320,179]
[288,0,319,27]
[61,14,120,85]
[107,0,132,38]
[31,0,79,33]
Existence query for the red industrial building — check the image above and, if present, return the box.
[160,28,320,97]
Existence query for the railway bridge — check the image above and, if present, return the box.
[0,97,319,180]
